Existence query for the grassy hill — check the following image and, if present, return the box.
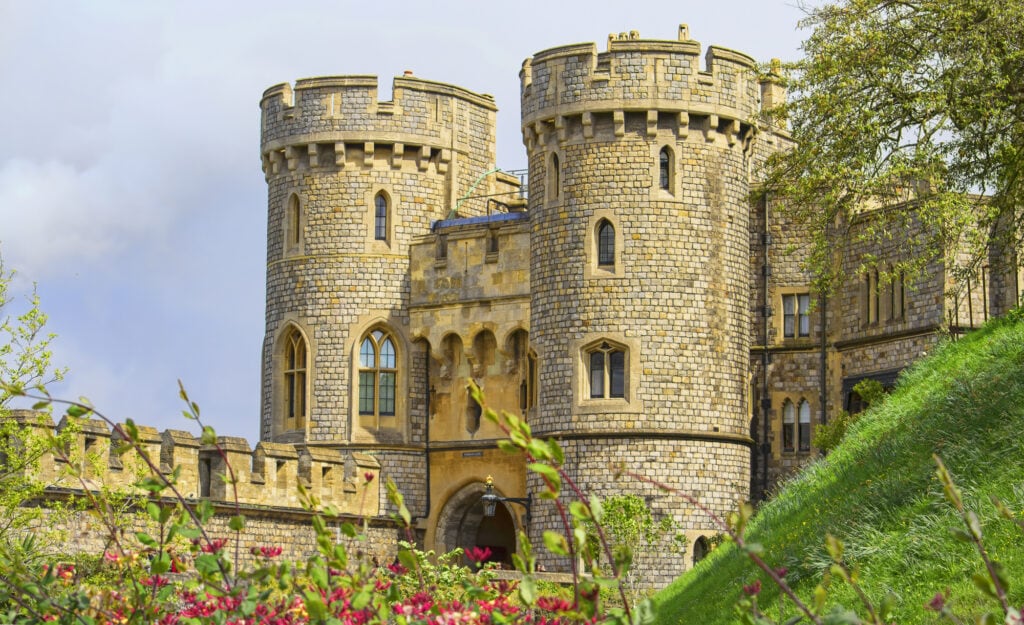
[654,316,1024,624]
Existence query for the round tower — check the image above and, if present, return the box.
[259,74,500,512]
[521,26,758,583]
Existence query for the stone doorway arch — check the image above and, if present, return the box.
[435,481,518,567]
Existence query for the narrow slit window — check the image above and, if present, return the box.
[659,147,672,190]
[597,220,615,267]
[374,193,388,241]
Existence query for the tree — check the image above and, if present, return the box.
[764,0,1024,294]
[0,256,68,560]
[581,494,687,601]
[0,259,65,405]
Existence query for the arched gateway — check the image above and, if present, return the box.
[434,481,518,567]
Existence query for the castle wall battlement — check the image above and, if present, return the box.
[260,75,498,181]
[520,26,763,150]
[4,410,380,515]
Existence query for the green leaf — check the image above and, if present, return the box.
[135,532,157,547]
[351,588,372,610]
[821,606,860,625]
[310,566,328,590]
[526,439,552,462]
[397,549,418,572]
[31,400,50,410]
[518,575,537,605]
[569,500,592,522]
[150,552,170,575]
[66,404,90,418]
[973,573,998,598]
[496,439,520,454]
[543,530,570,556]
[549,439,564,466]
[200,426,217,446]
[195,499,215,523]
[589,494,603,524]
[527,462,561,494]
[340,522,357,538]
[228,515,245,531]
[966,510,983,540]
[879,591,898,622]
[825,533,844,562]
[303,591,327,621]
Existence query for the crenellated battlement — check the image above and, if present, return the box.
[4,410,380,515]
[260,74,498,180]
[520,24,773,151]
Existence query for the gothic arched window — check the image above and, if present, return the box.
[798,400,812,451]
[359,329,397,420]
[281,327,308,431]
[588,341,625,399]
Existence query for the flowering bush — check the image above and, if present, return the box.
[0,382,655,625]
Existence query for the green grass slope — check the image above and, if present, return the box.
[655,316,1024,624]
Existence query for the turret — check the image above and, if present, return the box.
[522,26,759,585]
[259,74,506,517]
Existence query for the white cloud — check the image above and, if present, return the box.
[0,158,173,277]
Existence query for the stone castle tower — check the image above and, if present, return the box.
[259,75,517,514]
[520,27,763,579]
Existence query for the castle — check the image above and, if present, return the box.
[7,25,1019,589]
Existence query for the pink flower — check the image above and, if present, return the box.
[141,575,170,588]
[743,580,762,596]
[251,545,283,558]
[364,472,375,483]
[201,538,228,553]
[926,591,947,612]
[465,546,492,564]
[387,561,408,575]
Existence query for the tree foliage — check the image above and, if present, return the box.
[0,257,68,558]
[764,0,1024,293]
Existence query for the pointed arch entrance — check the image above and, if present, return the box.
[434,481,518,567]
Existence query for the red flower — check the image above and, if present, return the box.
[364,472,375,483]
[465,546,492,564]
[536,596,573,612]
[141,575,170,588]
[387,561,408,575]
[251,545,283,558]
[926,591,947,612]
[201,538,228,553]
[743,580,762,596]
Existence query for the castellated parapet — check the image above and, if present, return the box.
[4,410,379,515]
[520,26,761,155]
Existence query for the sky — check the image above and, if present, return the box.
[0,0,809,442]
